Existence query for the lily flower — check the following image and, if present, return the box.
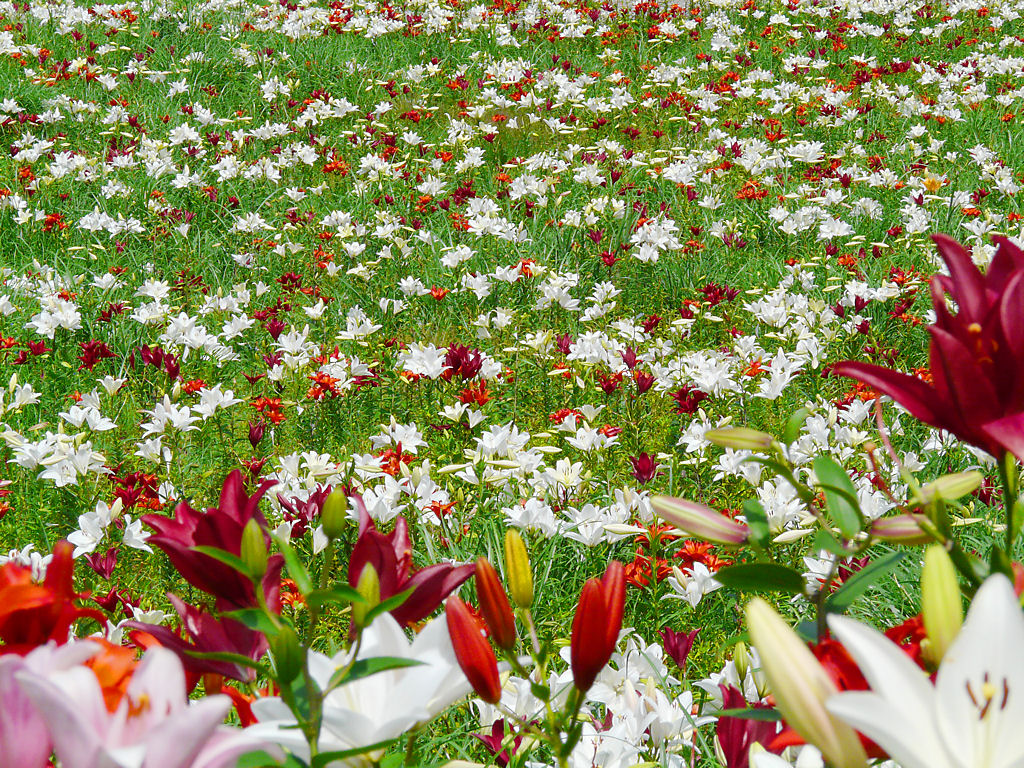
[247,611,472,765]
[834,235,1024,460]
[126,594,267,684]
[142,470,283,611]
[0,540,104,655]
[0,642,99,768]
[827,573,1024,768]
[17,644,269,768]
[347,496,474,626]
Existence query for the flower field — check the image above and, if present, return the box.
[2,0,1024,763]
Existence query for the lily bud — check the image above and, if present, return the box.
[921,545,962,665]
[651,496,750,546]
[475,558,516,650]
[732,641,750,682]
[570,561,625,693]
[240,519,268,579]
[704,427,775,451]
[869,514,932,545]
[504,530,533,609]
[270,624,305,684]
[321,490,349,541]
[919,471,983,505]
[745,598,868,768]
[353,564,380,628]
[446,596,502,704]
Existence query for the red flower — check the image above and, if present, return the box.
[142,470,283,611]
[348,496,474,626]
[834,234,1024,459]
[0,541,103,655]
[570,561,626,692]
[446,595,501,704]
[474,558,516,650]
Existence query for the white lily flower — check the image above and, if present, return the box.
[827,574,1024,768]
[247,612,471,766]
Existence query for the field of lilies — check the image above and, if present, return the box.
[2,0,1024,764]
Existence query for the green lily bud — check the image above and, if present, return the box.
[353,564,380,628]
[921,545,962,665]
[321,490,349,541]
[746,598,868,768]
[733,641,750,682]
[704,427,775,451]
[240,519,268,579]
[270,624,305,684]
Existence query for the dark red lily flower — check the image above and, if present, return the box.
[0,541,104,655]
[570,561,626,692]
[277,484,332,539]
[473,719,523,767]
[834,234,1024,459]
[127,594,267,686]
[84,546,119,579]
[717,685,782,768]
[142,470,283,611]
[348,496,474,626]
[629,452,662,484]
[660,626,699,672]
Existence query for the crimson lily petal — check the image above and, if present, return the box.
[932,233,987,322]
[830,362,948,427]
[981,414,1024,463]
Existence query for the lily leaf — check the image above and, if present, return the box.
[714,563,805,595]
[813,456,862,538]
[825,552,906,614]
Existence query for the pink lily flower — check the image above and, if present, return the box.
[0,642,99,768]
[17,645,270,768]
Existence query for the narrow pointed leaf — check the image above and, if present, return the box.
[825,552,906,614]
[714,563,805,595]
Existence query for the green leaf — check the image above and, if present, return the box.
[237,750,305,768]
[191,546,255,580]
[306,583,365,612]
[812,457,862,538]
[183,649,266,673]
[825,552,907,614]
[362,586,416,626]
[715,708,782,722]
[273,534,313,595]
[310,740,397,768]
[782,407,811,446]
[714,563,805,595]
[326,655,424,692]
[810,529,849,557]
[741,500,771,548]
[223,608,288,636]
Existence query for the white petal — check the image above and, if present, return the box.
[828,614,935,714]
[935,574,1024,768]
[827,691,953,768]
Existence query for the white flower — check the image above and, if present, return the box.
[827,574,1024,768]
[247,613,471,766]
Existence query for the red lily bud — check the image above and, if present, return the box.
[475,558,516,650]
[446,596,502,704]
[570,561,626,693]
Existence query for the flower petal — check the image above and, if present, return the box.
[827,614,946,766]
[827,692,952,768]
[935,575,1024,768]
[932,233,988,322]
[830,362,948,428]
